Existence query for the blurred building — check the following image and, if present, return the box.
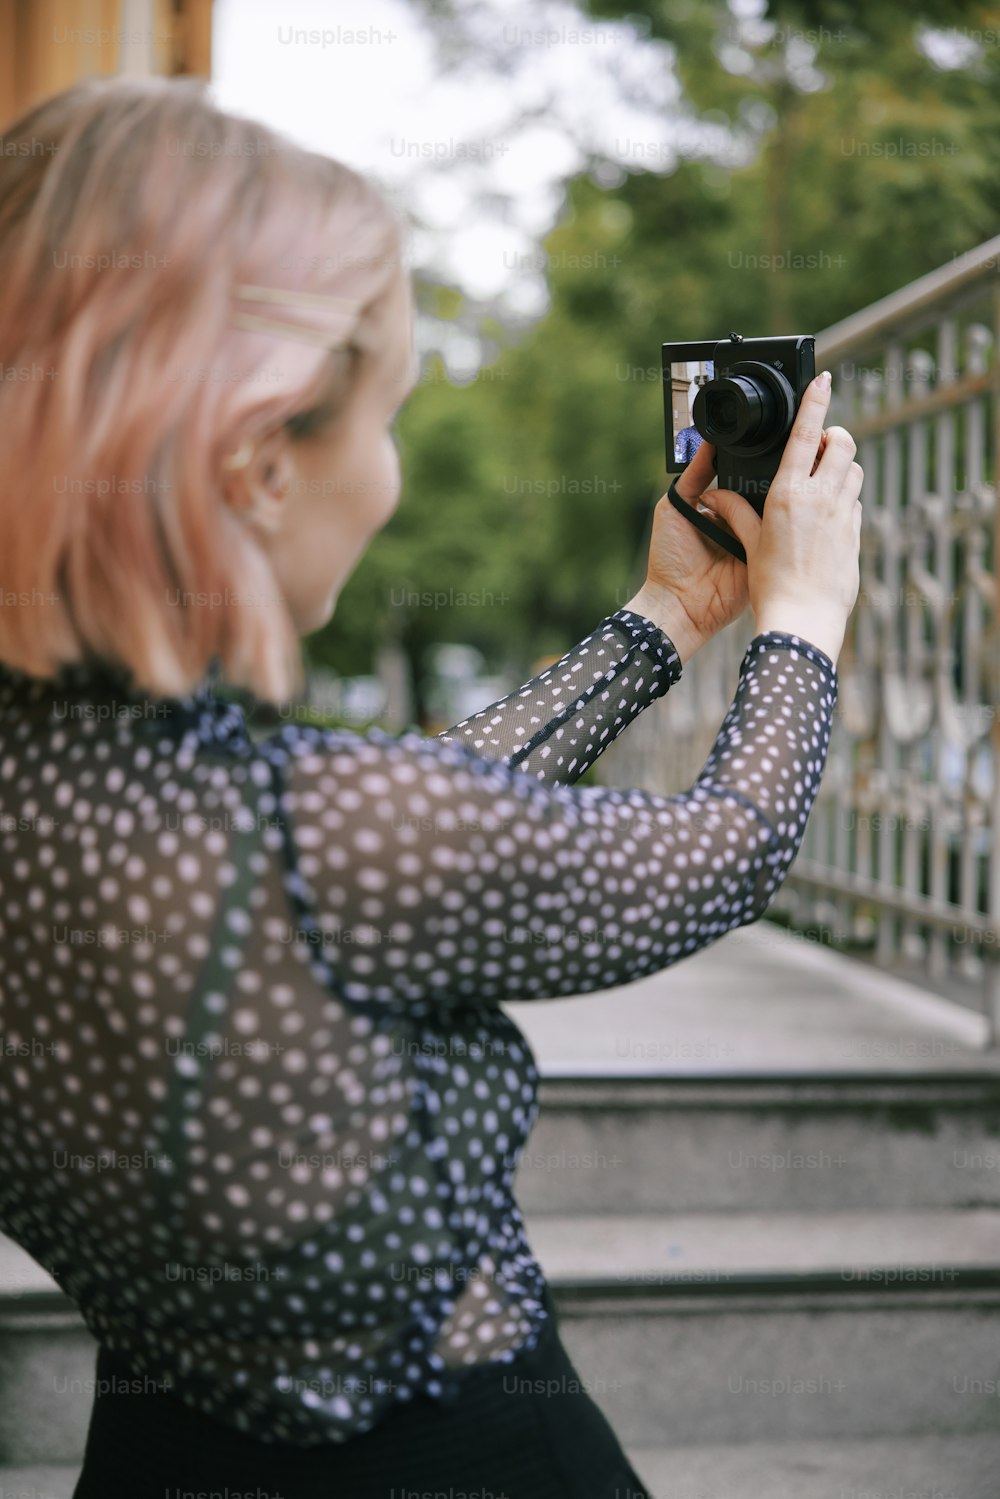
[0,0,212,127]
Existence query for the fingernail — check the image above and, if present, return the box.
[815,370,832,391]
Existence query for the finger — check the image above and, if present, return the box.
[674,437,716,501]
[815,427,858,492]
[694,501,739,539]
[703,486,763,556]
[809,431,828,477]
[844,460,864,501]
[778,372,832,483]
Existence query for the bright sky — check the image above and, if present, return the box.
[210,0,718,334]
[210,0,971,372]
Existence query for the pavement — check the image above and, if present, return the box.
[505,919,998,1075]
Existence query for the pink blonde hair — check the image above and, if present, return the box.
[0,75,405,704]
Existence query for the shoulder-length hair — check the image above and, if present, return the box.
[0,75,404,704]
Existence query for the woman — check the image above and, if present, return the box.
[0,77,862,1499]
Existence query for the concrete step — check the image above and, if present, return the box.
[0,1233,63,1300]
[0,1235,95,1465]
[0,1307,95,1466]
[4,1207,1000,1460]
[555,1291,1000,1448]
[514,1071,1000,1213]
[529,1206,1000,1284]
[0,1469,77,1499]
[628,1433,1000,1499]
[535,1209,1000,1446]
[2,1271,999,1468]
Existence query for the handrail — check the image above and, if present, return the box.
[603,238,1000,1043]
[817,234,1000,365]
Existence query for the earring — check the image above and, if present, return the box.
[221,439,255,471]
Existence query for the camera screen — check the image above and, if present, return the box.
[666,358,714,471]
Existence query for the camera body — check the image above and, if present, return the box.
[662,332,815,516]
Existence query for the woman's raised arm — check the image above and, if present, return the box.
[264,629,836,1014]
[434,608,681,785]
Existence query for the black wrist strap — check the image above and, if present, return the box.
[667,474,747,565]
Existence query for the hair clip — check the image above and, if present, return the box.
[229,310,352,348]
[234,283,364,311]
[230,283,363,349]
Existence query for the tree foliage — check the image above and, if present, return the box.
[310,0,1000,725]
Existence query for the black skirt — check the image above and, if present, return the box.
[72,1288,654,1499]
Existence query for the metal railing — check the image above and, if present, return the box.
[604,237,1000,1042]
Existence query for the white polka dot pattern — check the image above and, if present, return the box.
[0,610,837,1446]
[437,610,682,778]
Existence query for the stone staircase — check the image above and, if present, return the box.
[508,925,1000,1497]
[517,1073,1000,1496]
[2,925,1000,1496]
[0,1238,95,1487]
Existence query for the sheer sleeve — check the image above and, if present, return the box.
[268,630,837,1012]
[434,607,681,784]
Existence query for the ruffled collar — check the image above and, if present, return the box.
[0,654,254,753]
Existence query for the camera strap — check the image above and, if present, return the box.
[666,475,748,565]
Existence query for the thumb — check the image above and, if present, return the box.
[674,438,716,501]
[699,486,762,557]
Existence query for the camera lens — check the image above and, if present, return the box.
[695,374,771,446]
[692,363,796,457]
[713,393,740,432]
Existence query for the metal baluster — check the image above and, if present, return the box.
[957,323,989,985]
[900,347,932,965]
[853,369,883,943]
[878,342,904,967]
[987,283,1000,1039]
[927,320,956,979]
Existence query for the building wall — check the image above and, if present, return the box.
[0,0,212,128]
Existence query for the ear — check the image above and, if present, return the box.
[220,425,296,534]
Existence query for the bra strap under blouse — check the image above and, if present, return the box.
[154,770,266,1231]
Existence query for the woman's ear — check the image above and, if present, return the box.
[220,426,296,535]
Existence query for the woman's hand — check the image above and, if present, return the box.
[625,438,751,664]
[704,373,862,666]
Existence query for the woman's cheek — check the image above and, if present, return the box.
[377,435,401,524]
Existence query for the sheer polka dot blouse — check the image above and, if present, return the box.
[0,607,837,1446]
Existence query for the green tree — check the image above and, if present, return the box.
[311,0,1000,728]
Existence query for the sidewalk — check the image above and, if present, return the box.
[505,920,997,1075]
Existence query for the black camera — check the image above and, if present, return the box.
[661,332,815,562]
